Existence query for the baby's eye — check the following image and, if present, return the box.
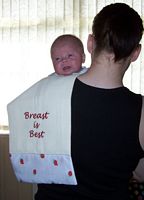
[55,57,61,62]
[68,54,74,59]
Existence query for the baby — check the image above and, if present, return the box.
[50,34,86,75]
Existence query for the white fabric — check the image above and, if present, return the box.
[11,153,77,184]
[7,67,87,184]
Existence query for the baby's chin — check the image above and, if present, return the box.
[56,66,79,75]
[62,71,74,76]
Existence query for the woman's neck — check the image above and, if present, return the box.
[79,54,129,89]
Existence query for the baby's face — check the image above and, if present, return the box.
[51,43,85,75]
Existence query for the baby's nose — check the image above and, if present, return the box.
[62,57,68,62]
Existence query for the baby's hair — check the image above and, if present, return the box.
[51,34,84,54]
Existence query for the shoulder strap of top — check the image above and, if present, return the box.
[133,96,144,182]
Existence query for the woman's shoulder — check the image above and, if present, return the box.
[139,96,144,150]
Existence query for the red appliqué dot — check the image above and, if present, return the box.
[53,160,58,166]
[40,154,45,158]
[33,169,37,175]
[20,159,24,164]
[68,171,72,176]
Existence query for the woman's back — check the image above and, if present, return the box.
[71,78,144,199]
[35,78,144,200]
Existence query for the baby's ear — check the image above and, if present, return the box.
[131,44,141,62]
[82,53,86,63]
[87,34,96,54]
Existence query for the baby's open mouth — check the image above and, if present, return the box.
[63,66,71,71]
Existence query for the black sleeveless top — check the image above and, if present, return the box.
[35,78,144,200]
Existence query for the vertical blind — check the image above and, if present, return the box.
[0,0,144,132]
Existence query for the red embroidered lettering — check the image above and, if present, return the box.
[24,112,30,119]
[24,112,49,119]
[30,113,37,119]
[29,130,45,138]
[44,112,49,119]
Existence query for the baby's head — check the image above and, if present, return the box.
[51,34,85,75]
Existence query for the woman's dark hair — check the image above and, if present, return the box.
[92,3,143,61]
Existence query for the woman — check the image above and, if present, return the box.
[35,3,144,200]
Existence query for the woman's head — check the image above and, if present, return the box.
[92,3,143,62]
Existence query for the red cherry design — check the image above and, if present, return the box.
[40,154,45,158]
[53,160,58,166]
[68,171,72,176]
[20,159,24,164]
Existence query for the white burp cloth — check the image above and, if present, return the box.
[10,153,76,184]
[7,68,87,184]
